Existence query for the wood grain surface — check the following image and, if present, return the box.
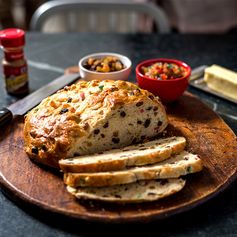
[0,92,236,223]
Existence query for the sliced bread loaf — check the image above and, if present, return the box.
[67,178,185,203]
[64,151,203,187]
[24,80,168,168]
[59,137,186,173]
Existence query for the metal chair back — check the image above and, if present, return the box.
[30,0,171,33]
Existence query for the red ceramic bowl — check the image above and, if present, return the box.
[136,58,191,103]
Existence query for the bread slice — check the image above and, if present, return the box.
[67,178,185,203]
[59,137,186,173]
[64,151,203,187]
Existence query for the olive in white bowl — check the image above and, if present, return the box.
[78,52,132,81]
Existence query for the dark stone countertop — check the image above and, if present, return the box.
[0,33,237,237]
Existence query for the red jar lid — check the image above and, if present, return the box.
[0,28,25,48]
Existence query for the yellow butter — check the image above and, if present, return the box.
[204,64,237,100]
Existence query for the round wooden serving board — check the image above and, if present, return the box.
[0,92,237,223]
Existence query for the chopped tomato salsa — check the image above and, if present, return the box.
[141,62,186,80]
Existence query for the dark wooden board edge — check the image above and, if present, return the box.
[1,168,237,224]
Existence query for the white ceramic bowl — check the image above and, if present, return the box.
[78,52,132,81]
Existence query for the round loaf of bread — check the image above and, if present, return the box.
[24,80,168,168]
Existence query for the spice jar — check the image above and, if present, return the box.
[0,28,29,95]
